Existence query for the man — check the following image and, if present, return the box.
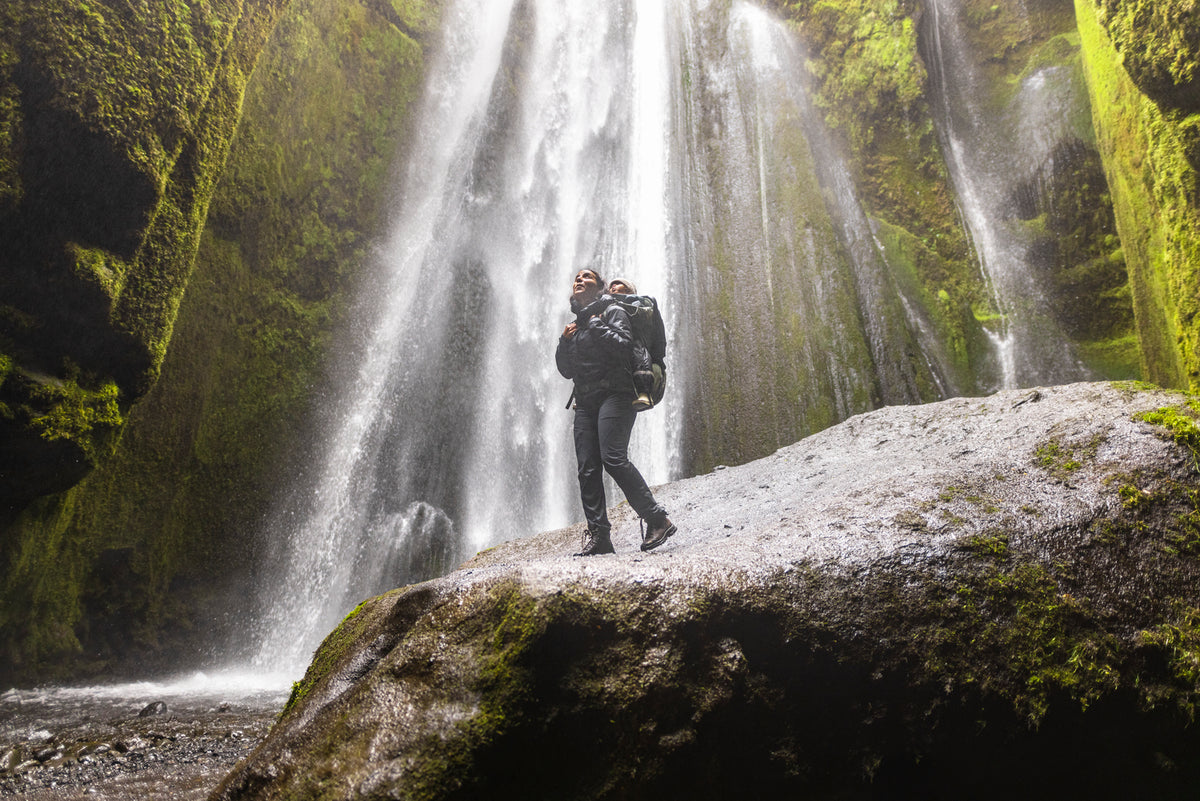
[556,269,677,555]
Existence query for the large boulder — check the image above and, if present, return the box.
[213,382,1200,800]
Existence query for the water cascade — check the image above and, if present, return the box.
[922,0,1095,389]
[671,2,941,469]
[242,0,949,676]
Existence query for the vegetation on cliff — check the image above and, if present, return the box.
[0,0,290,517]
[778,0,984,393]
[1091,0,1200,113]
[0,0,442,684]
[778,0,1138,387]
[1076,0,1200,390]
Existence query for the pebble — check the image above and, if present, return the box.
[138,701,168,717]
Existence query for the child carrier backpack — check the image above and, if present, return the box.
[611,294,667,409]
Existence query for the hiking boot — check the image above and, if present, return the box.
[576,526,615,556]
[632,392,654,412]
[640,515,676,552]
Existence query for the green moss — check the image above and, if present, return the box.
[0,24,20,216]
[29,373,123,460]
[1089,0,1200,113]
[6,0,244,182]
[0,0,442,684]
[775,0,995,397]
[0,0,292,406]
[0,353,12,419]
[1034,433,1104,480]
[1135,399,1200,467]
[1099,400,1200,557]
[1141,606,1200,719]
[872,217,990,392]
[1009,136,1136,375]
[785,0,925,155]
[0,360,124,465]
[1111,379,1170,394]
[1035,439,1081,477]
[926,559,1121,722]
[963,531,1010,558]
[1077,0,1200,390]
[403,583,546,797]
[281,597,376,718]
[1076,333,1141,379]
[0,493,87,679]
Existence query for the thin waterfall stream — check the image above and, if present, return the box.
[922,0,1094,389]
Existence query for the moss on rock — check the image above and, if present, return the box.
[775,0,999,396]
[1090,0,1200,114]
[1136,397,1200,465]
[1077,0,1200,390]
[0,0,443,685]
[210,384,1200,800]
[0,0,291,512]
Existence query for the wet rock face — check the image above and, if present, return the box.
[215,382,1200,799]
[1092,0,1200,114]
[0,0,289,512]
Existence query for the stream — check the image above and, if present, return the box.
[0,674,288,799]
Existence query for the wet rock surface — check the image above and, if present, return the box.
[0,689,281,800]
[215,382,1200,800]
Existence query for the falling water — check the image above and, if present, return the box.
[671,2,939,466]
[730,5,943,405]
[923,0,1092,389]
[241,0,943,676]
[245,0,690,674]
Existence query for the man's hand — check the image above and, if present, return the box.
[562,322,578,339]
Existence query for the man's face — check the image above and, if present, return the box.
[572,270,602,302]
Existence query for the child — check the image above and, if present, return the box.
[608,278,657,411]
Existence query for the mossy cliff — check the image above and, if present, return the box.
[213,383,1200,800]
[777,0,1137,388]
[0,0,291,517]
[678,0,883,472]
[778,0,983,395]
[680,0,1130,473]
[1075,0,1200,390]
[0,0,442,684]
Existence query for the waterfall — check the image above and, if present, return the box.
[673,2,938,466]
[922,0,1092,389]
[240,0,941,676]
[730,5,942,406]
[245,0,685,674]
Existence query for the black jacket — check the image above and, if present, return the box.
[556,295,639,396]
